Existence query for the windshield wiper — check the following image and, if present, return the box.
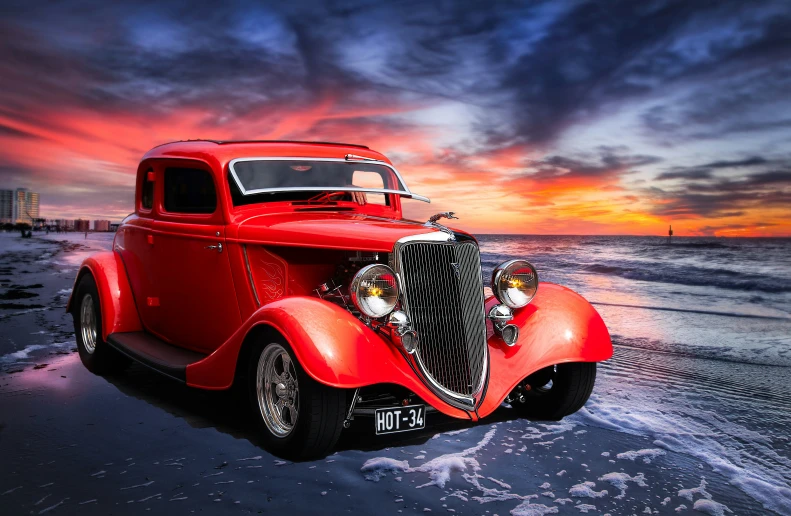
[344,153,381,162]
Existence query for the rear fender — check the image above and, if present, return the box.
[67,252,142,339]
[477,282,612,417]
[186,296,471,419]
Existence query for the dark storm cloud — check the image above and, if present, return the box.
[541,152,660,175]
[0,1,394,121]
[656,169,713,181]
[0,123,42,140]
[638,61,791,143]
[2,0,790,142]
[649,166,791,218]
[701,157,769,169]
[484,0,791,147]
[525,148,662,184]
[656,156,772,181]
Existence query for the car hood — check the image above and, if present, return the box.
[233,212,461,252]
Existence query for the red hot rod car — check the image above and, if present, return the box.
[68,140,612,458]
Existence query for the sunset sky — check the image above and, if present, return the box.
[1,0,790,236]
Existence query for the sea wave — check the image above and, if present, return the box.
[647,242,732,249]
[612,337,791,367]
[580,262,791,293]
[591,301,790,321]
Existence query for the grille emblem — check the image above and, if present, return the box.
[450,262,460,279]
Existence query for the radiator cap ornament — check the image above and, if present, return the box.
[424,212,458,239]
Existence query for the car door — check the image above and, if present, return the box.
[149,165,242,353]
[116,167,160,333]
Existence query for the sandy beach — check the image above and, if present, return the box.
[1,232,789,515]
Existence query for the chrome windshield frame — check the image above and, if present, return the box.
[228,156,431,203]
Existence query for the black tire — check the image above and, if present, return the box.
[247,335,345,459]
[512,362,596,421]
[71,274,130,375]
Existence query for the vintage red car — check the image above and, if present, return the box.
[67,140,612,458]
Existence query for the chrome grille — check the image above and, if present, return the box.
[398,241,487,398]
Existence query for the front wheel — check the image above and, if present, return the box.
[248,337,345,459]
[512,362,597,421]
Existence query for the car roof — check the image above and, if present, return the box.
[142,140,390,167]
[151,139,370,149]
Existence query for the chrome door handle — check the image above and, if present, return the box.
[205,243,223,253]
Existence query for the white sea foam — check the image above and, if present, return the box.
[692,499,732,516]
[520,422,576,441]
[678,478,710,502]
[0,341,71,365]
[510,500,558,516]
[598,472,647,499]
[362,424,580,514]
[568,481,607,499]
[616,448,665,464]
[1,344,49,361]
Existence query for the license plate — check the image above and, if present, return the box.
[374,404,426,435]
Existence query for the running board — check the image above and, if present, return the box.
[106,332,208,383]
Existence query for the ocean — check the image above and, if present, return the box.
[478,235,791,367]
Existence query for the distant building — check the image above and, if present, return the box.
[0,188,39,224]
[0,190,12,223]
[74,219,90,232]
[52,219,74,230]
[109,223,120,232]
[93,220,111,232]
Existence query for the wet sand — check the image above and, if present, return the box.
[0,233,787,515]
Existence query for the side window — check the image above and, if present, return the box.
[352,170,389,206]
[164,167,217,214]
[141,170,154,210]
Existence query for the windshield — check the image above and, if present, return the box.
[228,158,429,203]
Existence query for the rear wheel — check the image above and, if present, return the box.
[71,274,130,375]
[248,336,345,459]
[512,362,596,421]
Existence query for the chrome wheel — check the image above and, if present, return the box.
[80,293,97,354]
[256,344,299,438]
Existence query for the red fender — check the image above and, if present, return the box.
[476,282,612,417]
[185,296,472,419]
[66,252,143,339]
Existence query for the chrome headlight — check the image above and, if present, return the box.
[491,259,539,309]
[350,264,399,318]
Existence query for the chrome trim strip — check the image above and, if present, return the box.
[228,156,431,203]
[396,231,453,244]
[242,244,261,307]
[391,235,489,410]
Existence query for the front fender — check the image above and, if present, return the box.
[186,297,472,419]
[67,252,142,339]
[477,282,612,417]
